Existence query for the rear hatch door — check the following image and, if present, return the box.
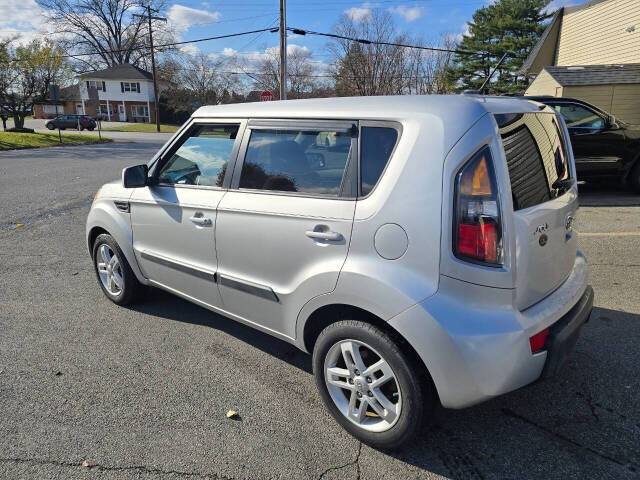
[497,111,578,310]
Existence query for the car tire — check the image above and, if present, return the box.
[92,233,142,306]
[313,320,434,450]
[46,123,55,130]
[629,160,640,193]
[79,126,84,131]
[88,127,95,131]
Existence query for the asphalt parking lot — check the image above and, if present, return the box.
[1,141,639,479]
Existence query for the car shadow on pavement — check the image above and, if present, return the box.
[129,287,314,374]
[579,181,640,206]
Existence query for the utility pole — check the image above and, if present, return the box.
[133,6,166,132]
[279,0,287,100]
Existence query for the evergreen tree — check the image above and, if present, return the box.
[447,0,551,95]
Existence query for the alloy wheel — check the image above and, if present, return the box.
[324,339,401,432]
[96,244,124,296]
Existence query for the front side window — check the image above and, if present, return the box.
[360,126,398,196]
[157,124,239,187]
[239,128,352,196]
[550,103,604,129]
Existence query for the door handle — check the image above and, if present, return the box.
[305,229,343,242]
[190,214,212,226]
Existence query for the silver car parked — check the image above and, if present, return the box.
[87,96,594,449]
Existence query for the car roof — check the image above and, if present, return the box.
[192,95,552,122]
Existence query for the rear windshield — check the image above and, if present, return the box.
[495,113,570,211]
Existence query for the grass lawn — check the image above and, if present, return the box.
[0,132,111,150]
[103,123,180,133]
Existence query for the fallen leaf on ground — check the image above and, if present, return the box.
[226,410,238,419]
[55,371,62,376]
[16,223,23,227]
[72,272,78,276]
[82,460,89,468]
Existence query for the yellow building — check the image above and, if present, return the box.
[521,0,640,123]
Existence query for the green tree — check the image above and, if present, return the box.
[447,0,550,95]
[0,39,71,130]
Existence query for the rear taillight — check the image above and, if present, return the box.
[453,146,503,265]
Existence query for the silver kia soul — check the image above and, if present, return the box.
[87,95,594,449]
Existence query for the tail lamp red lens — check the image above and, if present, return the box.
[454,147,502,265]
[529,328,549,354]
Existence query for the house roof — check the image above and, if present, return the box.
[520,0,623,75]
[81,63,153,81]
[519,8,563,75]
[543,64,640,86]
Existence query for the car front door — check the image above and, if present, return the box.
[549,102,625,176]
[129,121,244,307]
[214,120,358,339]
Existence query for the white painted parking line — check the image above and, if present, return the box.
[577,231,640,237]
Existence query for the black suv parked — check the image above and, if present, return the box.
[526,96,640,192]
[46,114,96,131]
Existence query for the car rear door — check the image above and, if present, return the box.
[214,119,358,339]
[129,121,244,307]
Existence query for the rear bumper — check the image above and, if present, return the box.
[389,251,591,409]
[541,285,593,378]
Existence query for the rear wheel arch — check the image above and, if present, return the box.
[302,303,438,402]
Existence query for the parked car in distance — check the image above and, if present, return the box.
[86,96,593,449]
[46,114,96,131]
[526,96,640,192]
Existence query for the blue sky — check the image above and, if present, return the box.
[4,0,576,67]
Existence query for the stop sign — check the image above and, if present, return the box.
[260,90,274,102]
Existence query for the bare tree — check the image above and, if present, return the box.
[329,10,457,96]
[180,52,238,104]
[251,47,320,99]
[329,10,409,96]
[36,0,174,71]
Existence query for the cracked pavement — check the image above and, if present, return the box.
[1,143,639,479]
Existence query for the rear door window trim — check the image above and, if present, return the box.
[228,119,360,200]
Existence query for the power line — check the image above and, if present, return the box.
[286,26,525,59]
[1,27,279,63]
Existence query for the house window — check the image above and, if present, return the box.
[99,103,114,117]
[131,105,149,118]
[86,80,105,91]
[121,82,141,93]
[43,104,61,114]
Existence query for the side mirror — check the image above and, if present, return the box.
[122,164,149,188]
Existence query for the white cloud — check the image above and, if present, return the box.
[167,4,221,33]
[222,47,237,57]
[388,5,423,22]
[180,44,199,56]
[0,0,52,44]
[345,3,372,22]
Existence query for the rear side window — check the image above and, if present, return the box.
[239,128,352,196]
[496,113,570,210]
[360,127,398,196]
[157,124,239,187]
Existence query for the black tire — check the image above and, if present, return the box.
[313,320,434,450]
[88,127,95,131]
[79,126,84,131]
[92,233,142,306]
[629,160,640,193]
[46,123,55,130]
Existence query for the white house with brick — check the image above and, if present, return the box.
[34,63,167,123]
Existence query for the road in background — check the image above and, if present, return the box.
[1,143,638,479]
